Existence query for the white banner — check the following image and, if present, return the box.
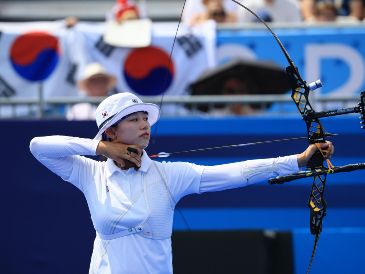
[0,21,216,101]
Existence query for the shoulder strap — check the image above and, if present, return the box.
[153,161,176,209]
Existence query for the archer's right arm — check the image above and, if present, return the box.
[29,136,99,184]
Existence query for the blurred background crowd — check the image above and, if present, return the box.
[3,0,365,24]
[1,0,365,119]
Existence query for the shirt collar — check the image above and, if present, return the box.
[105,150,152,177]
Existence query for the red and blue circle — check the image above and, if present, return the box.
[123,46,175,96]
[9,31,60,82]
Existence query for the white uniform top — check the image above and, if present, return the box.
[29,136,299,274]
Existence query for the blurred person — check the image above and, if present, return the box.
[314,1,338,21]
[301,0,318,21]
[346,0,365,20]
[188,0,238,26]
[64,16,78,28]
[210,78,263,116]
[30,91,334,274]
[238,0,302,23]
[301,0,364,21]
[111,0,140,22]
[66,63,117,120]
[183,0,237,24]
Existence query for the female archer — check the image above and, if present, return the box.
[30,92,334,274]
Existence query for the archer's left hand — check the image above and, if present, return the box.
[297,141,334,168]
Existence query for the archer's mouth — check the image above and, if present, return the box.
[140,133,150,138]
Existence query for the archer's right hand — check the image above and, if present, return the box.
[96,141,142,169]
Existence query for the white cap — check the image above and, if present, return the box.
[94,92,160,140]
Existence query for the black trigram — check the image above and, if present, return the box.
[66,63,78,85]
[0,76,15,97]
[177,34,202,58]
[95,36,116,57]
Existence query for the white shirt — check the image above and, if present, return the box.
[29,135,299,274]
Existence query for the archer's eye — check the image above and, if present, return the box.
[127,116,138,122]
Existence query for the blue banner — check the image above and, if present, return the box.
[217,26,365,97]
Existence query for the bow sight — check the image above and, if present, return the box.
[307,91,365,124]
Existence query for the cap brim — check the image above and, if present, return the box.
[94,103,160,140]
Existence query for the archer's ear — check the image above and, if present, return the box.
[104,127,116,140]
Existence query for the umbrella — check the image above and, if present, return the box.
[187,59,291,114]
[189,59,291,96]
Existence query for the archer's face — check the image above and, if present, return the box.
[113,112,151,149]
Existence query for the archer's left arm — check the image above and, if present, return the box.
[199,141,334,193]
